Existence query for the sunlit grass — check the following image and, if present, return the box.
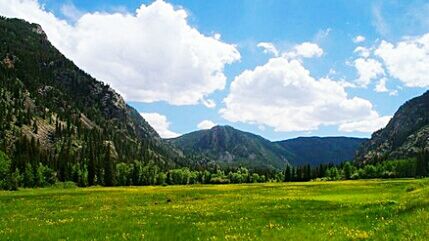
[0,179,428,240]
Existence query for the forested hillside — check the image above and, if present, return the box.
[0,17,181,187]
[277,137,367,166]
[356,90,429,163]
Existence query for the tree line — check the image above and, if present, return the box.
[287,149,429,181]
[2,147,428,190]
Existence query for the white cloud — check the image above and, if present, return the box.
[354,58,385,87]
[314,28,332,41]
[375,34,429,88]
[374,78,388,93]
[201,99,216,108]
[284,42,323,58]
[220,56,384,132]
[140,112,180,138]
[389,90,398,96]
[197,120,216,130]
[372,3,389,37]
[0,0,240,106]
[257,42,279,57]
[60,2,83,22]
[354,46,371,58]
[353,35,366,43]
[339,115,391,133]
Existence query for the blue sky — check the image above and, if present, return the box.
[2,0,428,140]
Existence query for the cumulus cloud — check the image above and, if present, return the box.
[354,46,371,58]
[354,58,385,87]
[353,35,366,43]
[140,112,180,138]
[0,0,240,106]
[375,34,429,88]
[197,120,216,130]
[339,115,391,133]
[284,42,324,58]
[220,56,385,133]
[374,78,388,93]
[257,42,279,56]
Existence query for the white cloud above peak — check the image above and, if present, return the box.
[197,120,216,130]
[339,115,391,133]
[220,55,386,133]
[375,34,429,88]
[374,78,389,93]
[140,112,180,138]
[354,58,385,87]
[0,0,240,106]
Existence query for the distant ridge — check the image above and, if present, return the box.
[169,125,367,169]
[276,136,367,166]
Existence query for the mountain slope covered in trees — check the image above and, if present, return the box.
[356,90,429,163]
[168,126,367,169]
[276,137,367,166]
[0,17,181,186]
[168,125,293,170]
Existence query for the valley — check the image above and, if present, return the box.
[1,179,428,241]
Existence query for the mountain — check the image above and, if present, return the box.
[168,125,293,170]
[356,90,429,163]
[168,125,366,169]
[0,17,180,183]
[276,137,367,166]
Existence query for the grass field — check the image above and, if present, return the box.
[0,179,428,241]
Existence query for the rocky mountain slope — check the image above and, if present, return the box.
[0,17,180,183]
[356,90,429,163]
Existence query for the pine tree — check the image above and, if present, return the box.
[103,143,115,186]
[416,148,429,177]
[284,165,291,182]
[23,163,34,187]
[343,162,353,180]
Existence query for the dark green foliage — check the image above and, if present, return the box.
[284,165,292,182]
[343,162,353,180]
[103,144,115,186]
[416,148,429,177]
[23,163,34,188]
[0,151,19,190]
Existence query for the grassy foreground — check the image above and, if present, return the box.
[0,179,428,241]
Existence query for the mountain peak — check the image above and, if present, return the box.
[168,125,290,170]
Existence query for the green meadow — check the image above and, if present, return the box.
[0,179,428,241]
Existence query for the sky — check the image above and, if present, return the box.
[0,0,428,140]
